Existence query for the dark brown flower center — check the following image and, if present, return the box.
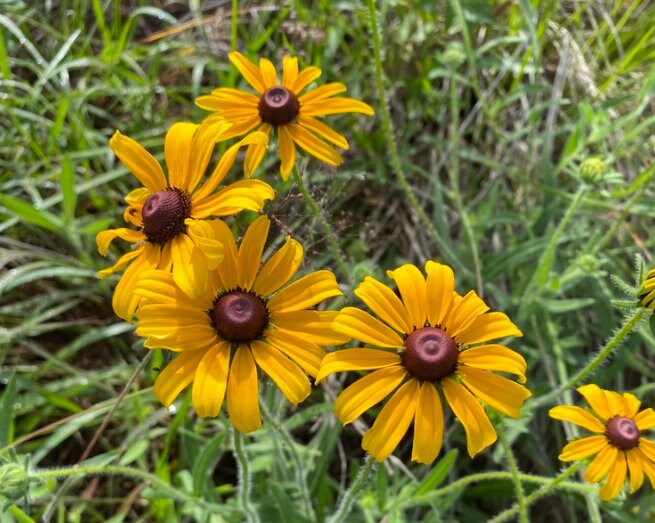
[605,416,640,450]
[258,86,300,126]
[211,291,268,343]
[401,327,459,382]
[141,188,191,245]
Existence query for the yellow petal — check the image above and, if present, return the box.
[316,348,402,383]
[192,179,275,219]
[639,438,655,462]
[281,56,298,89]
[271,310,349,347]
[97,247,142,278]
[288,123,342,166]
[387,264,427,330]
[584,444,619,483]
[412,382,444,464]
[229,51,266,94]
[171,233,207,298]
[244,124,272,177]
[134,269,196,306]
[290,65,322,94]
[622,392,641,420]
[96,228,145,255]
[277,124,296,180]
[267,270,342,313]
[362,379,420,462]
[578,384,612,421]
[254,236,303,296]
[626,448,644,493]
[196,87,259,109]
[425,261,455,327]
[266,329,326,377]
[548,405,606,434]
[354,276,413,334]
[227,345,261,433]
[237,215,269,290]
[191,341,230,417]
[603,389,625,418]
[186,121,232,192]
[164,122,196,190]
[333,365,406,425]
[210,219,239,291]
[442,377,497,457]
[153,350,205,407]
[296,114,349,149]
[634,447,655,489]
[558,435,608,461]
[598,454,627,501]
[458,344,527,383]
[330,307,404,348]
[258,57,278,88]
[444,290,489,339]
[454,311,523,346]
[185,219,224,270]
[300,97,375,117]
[112,244,159,322]
[297,82,347,105]
[634,408,655,430]
[456,366,531,418]
[109,130,166,193]
[251,340,310,405]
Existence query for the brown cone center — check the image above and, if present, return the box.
[401,327,459,382]
[212,291,268,343]
[141,188,191,245]
[258,86,300,126]
[605,416,640,450]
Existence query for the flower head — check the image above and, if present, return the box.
[549,384,655,501]
[638,268,655,309]
[195,52,374,180]
[134,215,347,432]
[96,122,274,322]
[317,262,529,464]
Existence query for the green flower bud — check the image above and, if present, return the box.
[442,42,466,68]
[0,462,29,502]
[580,158,606,185]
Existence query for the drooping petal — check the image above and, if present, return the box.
[300,97,375,117]
[192,179,275,219]
[109,131,166,193]
[458,344,527,383]
[443,290,489,339]
[290,66,322,94]
[330,307,404,348]
[297,82,347,105]
[584,444,619,483]
[288,123,342,166]
[237,215,270,290]
[165,122,196,190]
[267,270,342,313]
[191,341,230,417]
[598,454,627,501]
[96,228,145,255]
[558,435,608,461]
[296,114,349,149]
[266,329,326,377]
[578,384,612,421]
[454,311,523,346]
[227,345,261,433]
[548,406,606,434]
[171,233,207,298]
[251,340,310,405]
[153,350,205,407]
[425,261,455,327]
[387,264,428,330]
[281,56,298,89]
[316,348,402,383]
[633,447,655,489]
[112,244,160,322]
[456,366,531,418]
[244,124,272,177]
[442,377,497,457]
[271,310,349,346]
[229,51,267,94]
[626,448,645,493]
[254,236,303,296]
[333,365,407,425]
[412,382,444,464]
[634,408,655,430]
[277,124,296,180]
[354,276,413,334]
[362,379,420,462]
[185,219,224,270]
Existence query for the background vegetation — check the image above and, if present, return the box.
[2,0,655,521]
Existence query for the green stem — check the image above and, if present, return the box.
[365,0,469,277]
[533,307,646,407]
[30,464,220,511]
[327,454,376,523]
[230,0,238,52]
[260,403,315,521]
[487,462,585,523]
[497,427,527,523]
[232,428,260,523]
[293,168,349,281]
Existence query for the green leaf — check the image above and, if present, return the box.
[0,372,17,447]
[411,449,458,496]
[59,154,76,226]
[0,195,65,235]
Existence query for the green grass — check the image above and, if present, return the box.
[2,0,655,521]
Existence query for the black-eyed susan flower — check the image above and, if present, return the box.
[195,52,374,181]
[96,122,274,322]
[134,215,347,433]
[549,384,655,501]
[316,262,530,464]
[638,268,655,309]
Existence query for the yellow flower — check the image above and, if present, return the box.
[195,52,374,180]
[549,384,655,501]
[134,215,347,433]
[638,268,655,309]
[96,122,274,322]
[317,262,529,464]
